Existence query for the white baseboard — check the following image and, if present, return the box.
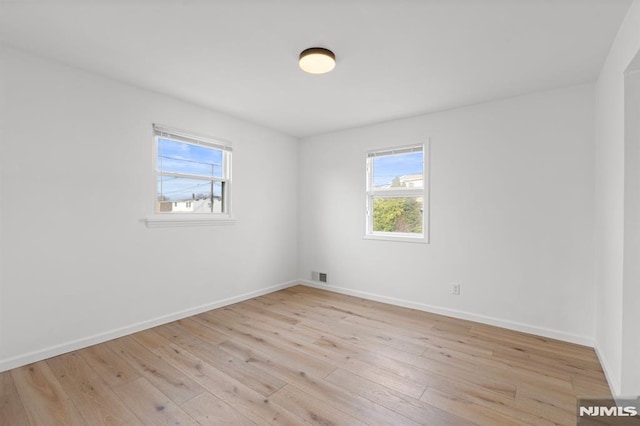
[594,343,620,398]
[299,280,595,347]
[0,280,299,373]
[0,278,597,373]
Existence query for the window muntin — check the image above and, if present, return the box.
[366,144,427,242]
[154,125,231,215]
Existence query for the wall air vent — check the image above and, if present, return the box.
[311,271,328,283]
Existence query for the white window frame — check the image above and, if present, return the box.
[365,142,429,243]
[145,124,235,228]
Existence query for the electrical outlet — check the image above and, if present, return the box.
[452,283,461,295]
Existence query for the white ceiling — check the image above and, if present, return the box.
[0,0,632,137]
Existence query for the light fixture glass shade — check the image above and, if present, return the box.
[299,47,336,74]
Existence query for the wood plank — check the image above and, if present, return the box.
[11,361,86,425]
[152,322,204,349]
[283,286,442,330]
[130,328,174,351]
[470,325,601,365]
[172,317,227,345]
[194,312,335,378]
[420,387,524,426]
[180,392,256,425]
[180,342,286,397]
[77,343,140,387]
[112,377,197,425]
[516,383,578,413]
[152,343,307,425]
[0,392,30,426]
[0,372,30,426]
[491,346,603,380]
[514,386,578,425]
[571,375,613,398]
[218,338,325,385]
[153,320,287,398]
[396,351,519,400]
[217,338,421,425]
[310,307,432,356]
[226,302,319,344]
[325,368,472,425]
[419,369,561,425]
[269,383,368,426]
[422,346,574,393]
[260,292,464,360]
[107,336,205,404]
[205,307,429,399]
[233,299,302,325]
[275,357,422,425]
[47,351,142,425]
[202,307,431,399]
[343,317,494,355]
[202,306,315,348]
[0,371,17,396]
[312,336,428,399]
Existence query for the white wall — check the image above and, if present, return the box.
[594,0,640,396]
[623,67,640,397]
[299,85,596,344]
[0,47,299,371]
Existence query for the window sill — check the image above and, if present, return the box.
[145,214,236,228]
[364,233,428,244]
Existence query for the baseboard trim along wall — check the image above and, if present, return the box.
[594,344,620,399]
[0,279,598,375]
[0,280,299,373]
[299,280,595,347]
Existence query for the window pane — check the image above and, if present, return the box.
[372,151,423,188]
[157,176,224,213]
[158,137,223,178]
[372,196,423,234]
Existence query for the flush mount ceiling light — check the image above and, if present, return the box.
[299,47,336,74]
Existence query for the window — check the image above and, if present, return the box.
[365,144,428,242]
[149,124,233,226]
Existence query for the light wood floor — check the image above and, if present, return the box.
[1,285,611,425]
